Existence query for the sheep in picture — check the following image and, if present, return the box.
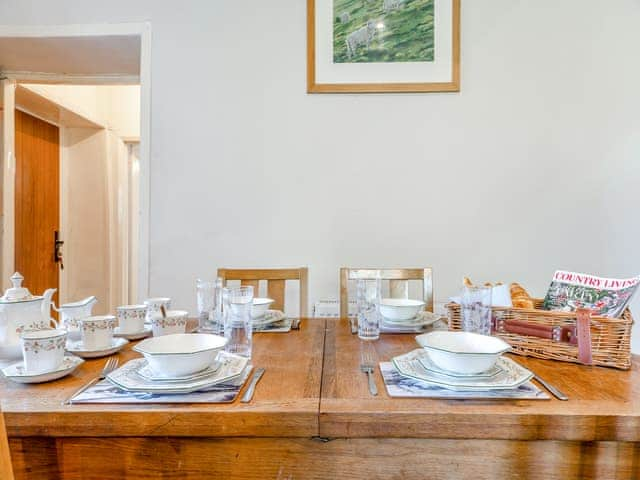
[383,0,408,12]
[346,21,377,58]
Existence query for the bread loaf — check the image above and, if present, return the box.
[510,282,535,309]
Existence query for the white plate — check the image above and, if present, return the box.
[2,356,84,384]
[418,352,501,378]
[114,326,153,340]
[107,351,249,394]
[251,310,285,327]
[392,349,532,391]
[382,311,442,327]
[380,322,430,334]
[137,359,222,382]
[66,337,129,358]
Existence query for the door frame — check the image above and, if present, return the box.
[0,22,151,300]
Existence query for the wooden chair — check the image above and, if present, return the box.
[217,268,309,317]
[340,268,433,318]
[0,407,15,480]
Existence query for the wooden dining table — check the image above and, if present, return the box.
[1,318,639,479]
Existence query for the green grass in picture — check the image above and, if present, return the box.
[333,0,434,64]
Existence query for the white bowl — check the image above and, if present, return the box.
[415,331,510,375]
[252,298,275,319]
[380,298,426,321]
[133,333,227,377]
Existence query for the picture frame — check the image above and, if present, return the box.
[307,0,460,93]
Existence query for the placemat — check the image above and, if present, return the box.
[69,365,252,404]
[380,362,550,400]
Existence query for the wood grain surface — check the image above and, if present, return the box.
[320,318,640,441]
[8,437,640,480]
[0,320,325,438]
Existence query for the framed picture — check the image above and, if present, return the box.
[307,0,460,93]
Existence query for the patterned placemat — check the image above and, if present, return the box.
[69,365,252,404]
[380,362,550,400]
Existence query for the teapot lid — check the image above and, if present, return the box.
[0,272,38,303]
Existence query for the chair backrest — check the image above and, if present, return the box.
[340,267,433,318]
[0,408,15,480]
[217,268,309,317]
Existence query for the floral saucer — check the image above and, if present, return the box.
[66,337,129,358]
[113,326,153,341]
[2,356,84,384]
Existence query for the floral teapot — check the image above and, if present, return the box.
[0,272,57,360]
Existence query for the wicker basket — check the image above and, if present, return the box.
[447,299,633,370]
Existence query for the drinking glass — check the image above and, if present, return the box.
[223,286,254,358]
[197,278,224,333]
[461,286,493,335]
[356,278,381,341]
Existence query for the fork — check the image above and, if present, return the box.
[360,343,378,396]
[64,356,119,404]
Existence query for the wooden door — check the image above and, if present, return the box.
[14,110,60,302]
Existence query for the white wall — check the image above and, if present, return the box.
[20,84,141,139]
[60,127,131,314]
[60,128,111,312]
[1,1,639,348]
[104,85,141,140]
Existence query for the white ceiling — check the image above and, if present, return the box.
[0,35,140,76]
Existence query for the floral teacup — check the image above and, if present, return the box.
[151,310,188,337]
[20,329,67,373]
[144,298,172,323]
[78,315,116,350]
[116,305,147,334]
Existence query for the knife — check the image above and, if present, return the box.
[241,367,265,403]
[533,373,569,401]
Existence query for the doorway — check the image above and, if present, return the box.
[0,23,151,311]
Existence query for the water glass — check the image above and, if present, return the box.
[356,278,381,341]
[461,286,493,335]
[223,286,253,358]
[197,278,224,333]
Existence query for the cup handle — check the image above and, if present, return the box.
[49,318,59,329]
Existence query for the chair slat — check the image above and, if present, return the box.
[267,279,285,312]
[340,268,350,319]
[220,269,303,281]
[299,268,309,318]
[240,280,260,296]
[389,279,408,299]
